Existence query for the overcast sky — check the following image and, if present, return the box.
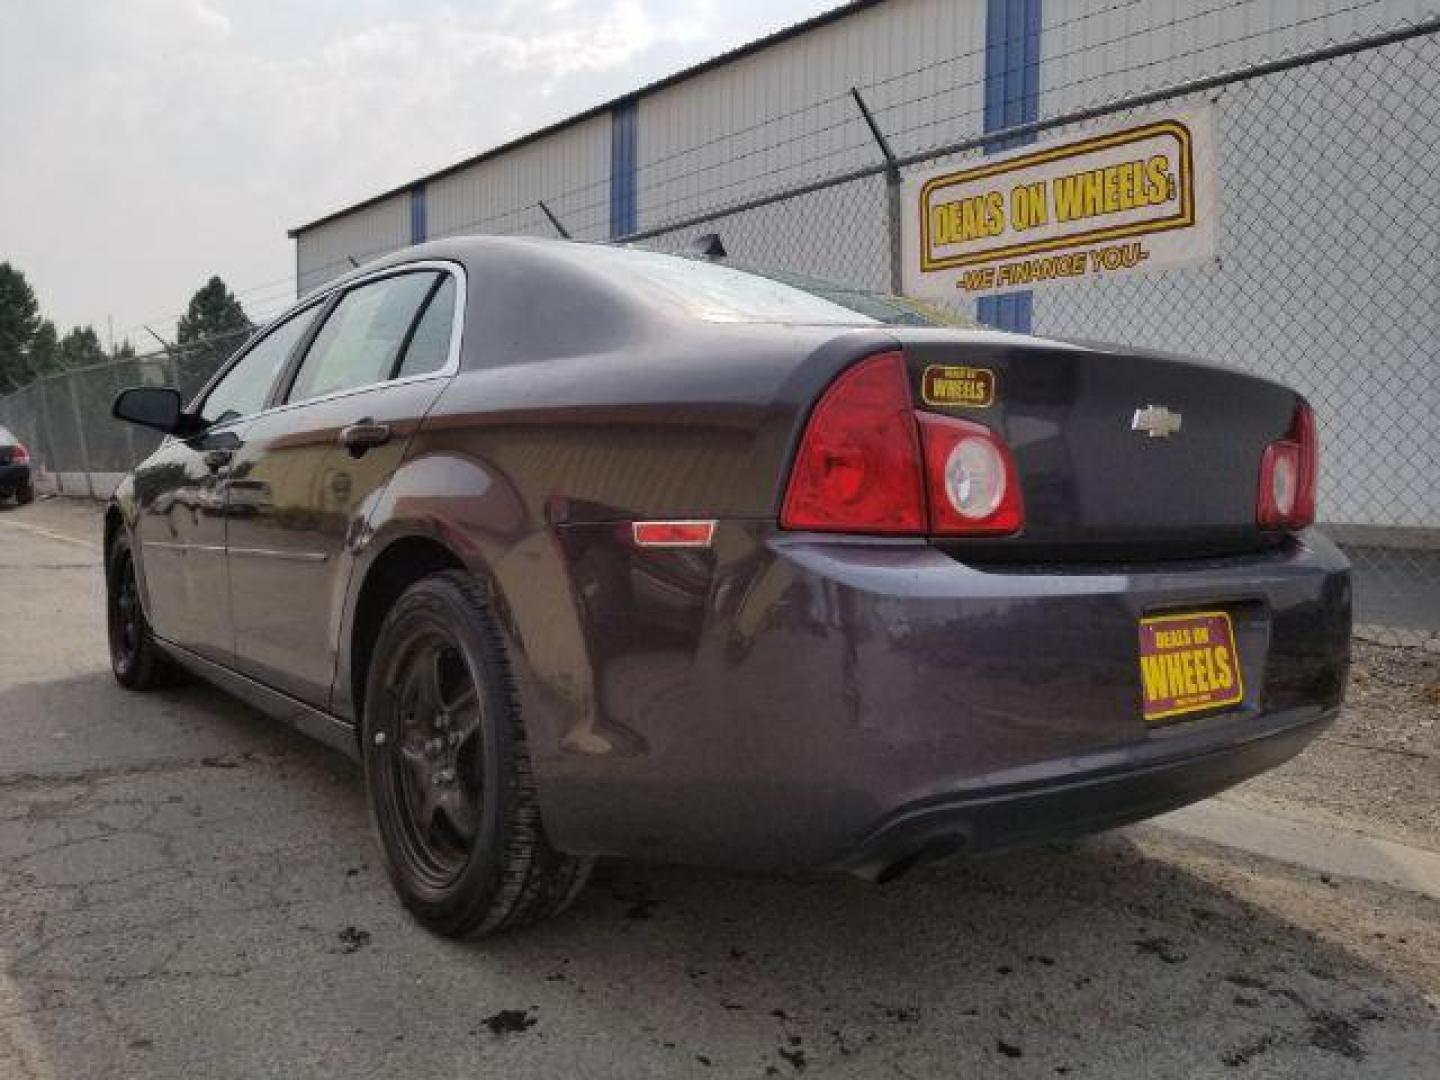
[0,0,839,348]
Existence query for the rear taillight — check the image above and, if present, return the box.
[1257,400,1317,530]
[918,413,1024,535]
[11,443,29,465]
[780,351,1023,536]
[780,352,926,534]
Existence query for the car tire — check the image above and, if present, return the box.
[361,570,592,938]
[106,531,166,689]
[15,483,33,506]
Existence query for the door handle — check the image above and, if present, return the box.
[202,447,234,471]
[339,419,392,455]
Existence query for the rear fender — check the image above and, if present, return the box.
[331,449,596,827]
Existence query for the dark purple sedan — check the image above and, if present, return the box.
[106,238,1349,937]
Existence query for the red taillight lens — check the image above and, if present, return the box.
[780,350,1024,537]
[918,413,1024,535]
[11,443,29,465]
[1257,400,1317,530]
[780,352,926,534]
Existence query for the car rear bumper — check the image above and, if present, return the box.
[534,526,1351,872]
[839,702,1332,880]
[0,463,30,491]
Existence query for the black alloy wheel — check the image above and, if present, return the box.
[106,532,165,689]
[380,629,485,887]
[362,571,591,937]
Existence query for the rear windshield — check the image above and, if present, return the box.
[0,426,15,444]
[594,245,971,328]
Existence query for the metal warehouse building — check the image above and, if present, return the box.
[288,0,1439,568]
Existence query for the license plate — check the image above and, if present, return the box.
[1138,610,1244,723]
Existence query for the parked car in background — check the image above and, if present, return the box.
[0,426,34,505]
[104,237,1351,938]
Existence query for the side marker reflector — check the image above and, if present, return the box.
[631,520,717,548]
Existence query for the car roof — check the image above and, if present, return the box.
[317,235,602,289]
[304,236,1085,362]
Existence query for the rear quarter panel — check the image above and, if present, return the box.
[332,321,896,831]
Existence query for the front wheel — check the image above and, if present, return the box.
[106,532,166,689]
[361,571,591,938]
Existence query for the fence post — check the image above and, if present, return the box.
[66,373,96,500]
[851,88,903,295]
[37,379,60,495]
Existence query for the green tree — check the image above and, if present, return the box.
[26,320,59,380]
[0,262,42,393]
[176,276,251,351]
[57,326,107,371]
[175,276,252,379]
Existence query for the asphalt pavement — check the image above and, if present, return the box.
[1,498,1437,1079]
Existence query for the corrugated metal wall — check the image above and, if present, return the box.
[634,0,987,229]
[295,192,410,296]
[291,0,994,295]
[426,113,613,245]
[630,0,988,287]
[294,0,1436,294]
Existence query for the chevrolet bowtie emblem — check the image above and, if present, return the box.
[1132,405,1183,438]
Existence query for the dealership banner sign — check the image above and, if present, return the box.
[901,107,1218,300]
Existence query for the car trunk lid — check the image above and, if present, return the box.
[897,332,1301,559]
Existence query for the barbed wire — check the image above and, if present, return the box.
[288,0,1427,294]
[13,4,1434,363]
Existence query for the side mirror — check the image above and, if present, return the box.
[112,386,191,435]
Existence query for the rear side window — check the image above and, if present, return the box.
[200,305,319,425]
[395,276,456,379]
[287,272,438,404]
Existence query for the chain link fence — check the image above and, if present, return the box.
[0,325,251,498]
[1,19,1435,646]
[626,22,1440,648]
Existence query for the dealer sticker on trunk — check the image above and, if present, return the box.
[1138,611,1244,723]
[921,365,996,407]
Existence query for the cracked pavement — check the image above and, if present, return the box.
[1,498,1437,1079]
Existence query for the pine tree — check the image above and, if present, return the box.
[0,263,42,393]
[176,276,251,350]
[26,320,59,380]
[57,326,107,371]
[174,276,252,377]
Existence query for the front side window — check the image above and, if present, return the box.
[287,272,439,404]
[200,306,319,425]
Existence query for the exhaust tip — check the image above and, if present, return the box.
[866,834,969,885]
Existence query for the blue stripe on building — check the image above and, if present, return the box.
[610,99,639,238]
[410,184,427,245]
[977,0,1042,333]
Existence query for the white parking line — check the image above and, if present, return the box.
[0,518,99,549]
